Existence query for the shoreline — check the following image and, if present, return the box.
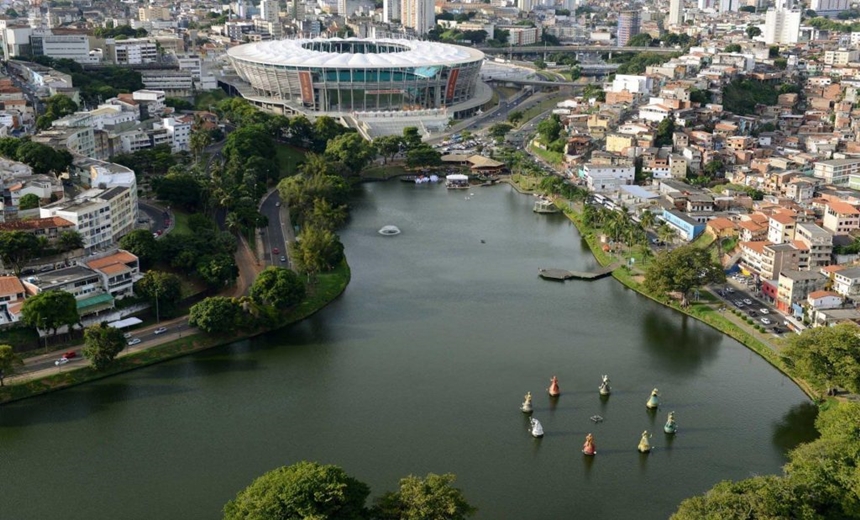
[0,261,351,406]
[556,200,817,401]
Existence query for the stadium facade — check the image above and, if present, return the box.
[226,38,486,116]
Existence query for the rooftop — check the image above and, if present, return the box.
[0,217,75,232]
[0,276,25,296]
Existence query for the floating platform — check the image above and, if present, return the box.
[538,263,620,281]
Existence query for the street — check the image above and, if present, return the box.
[260,190,289,267]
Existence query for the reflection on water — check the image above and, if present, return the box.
[641,311,722,373]
[772,402,820,454]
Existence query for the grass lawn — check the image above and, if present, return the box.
[691,232,716,249]
[276,144,307,177]
[528,143,563,165]
[362,163,408,179]
[521,96,565,124]
[170,209,193,236]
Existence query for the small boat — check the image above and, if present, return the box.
[590,415,603,423]
[529,417,544,438]
[582,433,596,456]
[446,174,470,189]
[646,388,659,409]
[400,175,418,183]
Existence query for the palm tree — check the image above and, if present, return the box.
[657,223,676,247]
[640,210,656,230]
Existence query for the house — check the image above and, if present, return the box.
[662,209,706,241]
[85,250,140,300]
[832,266,860,298]
[706,217,737,238]
[0,216,75,241]
[737,219,768,242]
[811,308,860,327]
[807,290,842,310]
[740,241,773,274]
[823,201,860,235]
[21,265,116,316]
[767,211,797,244]
[777,269,826,315]
[0,276,25,326]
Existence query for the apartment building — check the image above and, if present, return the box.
[832,266,860,298]
[824,49,859,66]
[155,117,192,152]
[767,211,796,244]
[111,38,158,65]
[21,265,115,316]
[85,249,140,299]
[32,126,96,159]
[813,158,860,185]
[776,269,826,314]
[39,195,113,253]
[0,216,75,241]
[761,243,801,280]
[794,222,832,268]
[140,70,194,96]
[580,162,635,192]
[822,201,860,234]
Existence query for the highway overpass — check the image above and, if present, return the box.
[479,46,680,55]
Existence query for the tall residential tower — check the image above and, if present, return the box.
[617,10,640,47]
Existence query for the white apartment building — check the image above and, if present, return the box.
[581,163,635,192]
[32,126,96,159]
[824,49,859,66]
[764,9,801,45]
[85,250,141,300]
[111,38,158,65]
[823,201,860,234]
[138,6,171,21]
[118,130,152,154]
[383,0,400,22]
[795,222,832,268]
[832,266,860,298]
[668,0,683,26]
[811,0,849,12]
[766,212,796,244]
[156,117,192,152]
[638,104,673,123]
[140,70,194,96]
[400,0,434,35]
[40,194,113,253]
[33,33,99,64]
[506,26,541,46]
[813,158,860,185]
[610,75,653,95]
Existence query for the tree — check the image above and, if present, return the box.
[36,94,78,130]
[402,127,423,150]
[374,135,404,164]
[643,245,726,303]
[136,271,183,319]
[405,145,442,168]
[290,226,344,278]
[119,229,160,268]
[0,344,23,386]
[189,296,247,334]
[152,172,204,212]
[325,132,376,175]
[537,114,562,144]
[57,230,84,254]
[82,322,126,371]
[372,473,476,520]
[20,291,79,337]
[774,57,788,70]
[702,160,724,178]
[224,461,370,520]
[626,33,654,47]
[0,231,41,275]
[18,193,40,210]
[783,323,860,396]
[189,129,212,162]
[671,476,805,520]
[250,267,306,309]
[507,111,524,125]
[746,26,762,39]
[655,117,676,147]
[769,45,780,58]
[488,123,514,140]
[723,43,742,53]
[196,254,239,288]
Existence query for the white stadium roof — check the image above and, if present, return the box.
[227,38,485,69]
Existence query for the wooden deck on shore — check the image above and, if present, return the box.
[538,263,621,281]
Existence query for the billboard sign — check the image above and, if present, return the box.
[445,68,460,101]
[298,71,314,105]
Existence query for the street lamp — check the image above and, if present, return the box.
[155,286,160,324]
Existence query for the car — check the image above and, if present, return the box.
[734,301,745,307]
[156,229,163,236]
[760,317,772,325]
[153,233,159,238]
[759,308,770,314]
[725,287,735,293]
[773,327,785,334]
[54,357,69,366]
[123,332,133,339]
[127,338,141,346]
[62,350,77,359]
[280,255,287,263]
[743,299,753,305]
[273,247,280,255]
[747,310,758,317]
[154,327,168,335]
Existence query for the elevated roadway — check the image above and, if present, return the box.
[479,46,679,55]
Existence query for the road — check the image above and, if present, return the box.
[260,190,289,267]
[709,276,789,337]
[138,201,170,234]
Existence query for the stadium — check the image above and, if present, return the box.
[225,38,489,134]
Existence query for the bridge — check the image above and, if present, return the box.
[479,46,680,55]
[485,78,583,87]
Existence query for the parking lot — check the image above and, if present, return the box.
[713,274,788,336]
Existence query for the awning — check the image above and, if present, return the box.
[76,293,115,311]
[108,317,143,329]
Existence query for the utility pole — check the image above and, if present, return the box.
[155,286,160,324]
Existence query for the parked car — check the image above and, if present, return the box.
[747,310,758,317]
[760,317,772,325]
[759,308,770,314]
[273,247,280,255]
[123,332,133,339]
[773,327,785,334]
[725,287,735,293]
[62,351,77,359]
[734,300,745,307]
[54,357,69,366]
[127,338,141,346]
[743,299,753,305]
[280,255,287,263]
[154,327,168,335]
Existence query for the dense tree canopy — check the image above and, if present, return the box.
[189,296,248,334]
[325,132,376,175]
[18,193,40,210]
[82,322,126,371]
[643,245,726,301]
[135,271,183,319]
[783,323,860,396]
[722,79,779,116]
[250,267,305,309]
[224,461,371,520]
[405,144,442,168]
[0,231,40,274]
[0,137,73,175]
[372,473,476,520]
[290,226,344,277]
[0,344,23,386]
[119,229,160,268]
[20,291,79,336]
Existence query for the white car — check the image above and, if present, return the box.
[123,332,133,339]
[759,308,770,314]
[127,338,141,346]
[725,287,735,293]
[154,327,168,335]
[760,317,772,325]
[743,299,753,305]
[54,357,69,366]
